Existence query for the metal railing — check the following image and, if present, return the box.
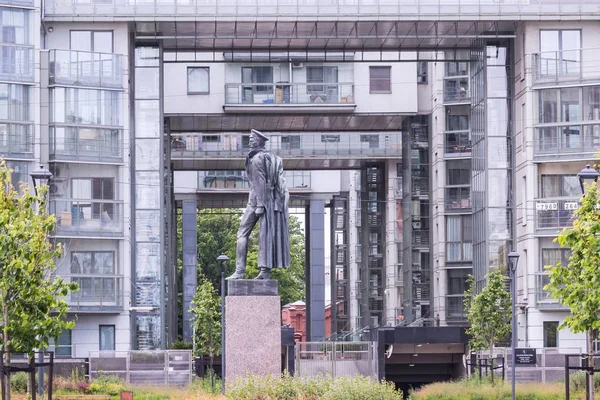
[443,79,470,103]
[64,275,124,312]
[534,125,600,160]
[49,126,123,163]
[197,170,311,190]
[44,0,600,18]
[446,295,467,322]
[225,82,355,105]
[0,44,34,83]
[534,197,578,231]
[89,350,193,385]
[0,125,34,158]
[50,198,124,237]
[445,130,472,156]
[445,186,471,212]
[171,132,402,159]
[49,49,124,89]
[295,342,376,379]
[532,48,600,85]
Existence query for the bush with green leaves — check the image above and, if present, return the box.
[10,372,28,394]
[226,373,402,400]
[88,374,125,396]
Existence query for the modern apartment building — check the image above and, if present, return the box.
[2,0,599,359]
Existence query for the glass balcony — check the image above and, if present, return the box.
[535,273,567,310]
[531,49,600,85]
[64,274,124,312]
[0,124,33,158]
[534,197,579,232]
[197,170,311,190]
[50,199,124,237]
[171,132,402,159]
[445,130,472,157]
[446,295,467,322]
[224,82,355,111]
[0,45,34,83]
[443,78,470,103]
[49,50,124,89]
[534,124,600,161]
[445,186,471,212]
[50,126,123,163]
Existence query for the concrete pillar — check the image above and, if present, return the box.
[307,199,325,341]
[182,200,197,342]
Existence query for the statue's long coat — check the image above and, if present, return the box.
[246,149,291,269]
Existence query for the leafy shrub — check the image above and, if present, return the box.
[171,340,193,350]
[89,374,125,396]
[568,370,600,393]
[227,373,402,400]
[11,372,29,394]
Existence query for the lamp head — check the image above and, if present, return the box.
[508,250,520,273]
[30,165,53,186]
[577,164,600,194]
[217,253,230,263]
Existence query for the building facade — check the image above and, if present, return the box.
[3,0,599,356]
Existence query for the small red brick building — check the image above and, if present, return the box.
[281,300,332,342]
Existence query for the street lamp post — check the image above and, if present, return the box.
[578,164,600,195]
[508,250,520,400]
[30,165,53,398]
[216,254,230,395]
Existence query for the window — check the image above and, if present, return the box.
[0,84,29,121]
[369,66,391,93]
[54,329,72,357]
[281,135,300,150]
[70,30,113,53]
[541,175,579,197]
[447,114,469,131]
[539,30,581,76]
[417,62,428,84]
[561,87,580,122]
[538,89,558,124]
[242,66,273,94]
[360,134,379,148]
[51,88,121,126]
[446,160,471,186]
[0,8,31,45]
[306,66,338,93]
[71,251,115,275]
[543,321,559,348]
[187,67,209,94]
[584,86,600,121]
[445,61,468,77]
[71,177,116,222]
[447,268,471,295]
[321,134,340,143]
[99,325,115,351]
[446,215,472,262]
[542,248,570,270]
[6,160,27,189]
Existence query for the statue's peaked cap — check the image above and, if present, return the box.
[251,129,269,141]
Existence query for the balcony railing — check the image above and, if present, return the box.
[446,295,467,322]
[532,48,600,85]
[171,132,402,159]
[49,50,124,89]
[224,82,355,106]
[64,274,124,312]
[535,273,567,310]
[534,124,600,161]
[0,124,33,158]
[50,126,123,163]
[197,170,311,190]
[445,186,471,212]
[0,45,34,83]
[0,0,34,6]
[50,199,124,237]
[445,130,472,157]
[534,197,578,232]
[443,78,470,103]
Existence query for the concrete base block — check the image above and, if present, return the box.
[227,279,278,296]
[225,294,281,386]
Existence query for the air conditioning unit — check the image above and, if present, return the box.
[49,179,67,197]
[292,61,304,69]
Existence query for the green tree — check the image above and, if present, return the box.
[463,269,512,359]
[189,279,221,384]
[0,161,78,399]
[545,181,600,400]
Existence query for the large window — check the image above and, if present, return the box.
[70,177,116,220]
[446,160,471,186]
[71,251,115,275]
[417,62,428,84]
[187,67,209,94]
[99,325,115,351]
[70,30,113,53]
[0,8,31,45]
[445,61,468,77]
[54,329,72,358]
[541,175,579,197]
[242,66,273,94]
[369,66,391,93]
[51,88,121,126]
[306,66,338,93]
[446,215,472,262]
[542,248,571,270]
[539,30,581,76]
[447,268,470,295]
[543,321,559,348]
[447,114,469,131]
[0,84,29,121]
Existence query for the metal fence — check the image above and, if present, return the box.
[295,342,377,379]
[89,350,192,385]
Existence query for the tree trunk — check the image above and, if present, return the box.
[589,329,595,400]
[4,304,11,400]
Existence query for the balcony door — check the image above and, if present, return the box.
[71,177,115,222]
[307,66,339,103]
[241,66,273,103]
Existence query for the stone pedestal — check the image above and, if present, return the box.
[225,279,281,386]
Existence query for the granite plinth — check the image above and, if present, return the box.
[225,294,281,386]
[227,279,278,296]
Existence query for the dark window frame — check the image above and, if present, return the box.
[99,324,116,351]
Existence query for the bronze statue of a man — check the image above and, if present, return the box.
[227,129,290,280]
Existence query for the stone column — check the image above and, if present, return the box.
[225,280,281,385]
[182,200,197,342]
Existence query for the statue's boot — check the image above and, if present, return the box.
[254,267,271,280]
[226,267,246,280]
